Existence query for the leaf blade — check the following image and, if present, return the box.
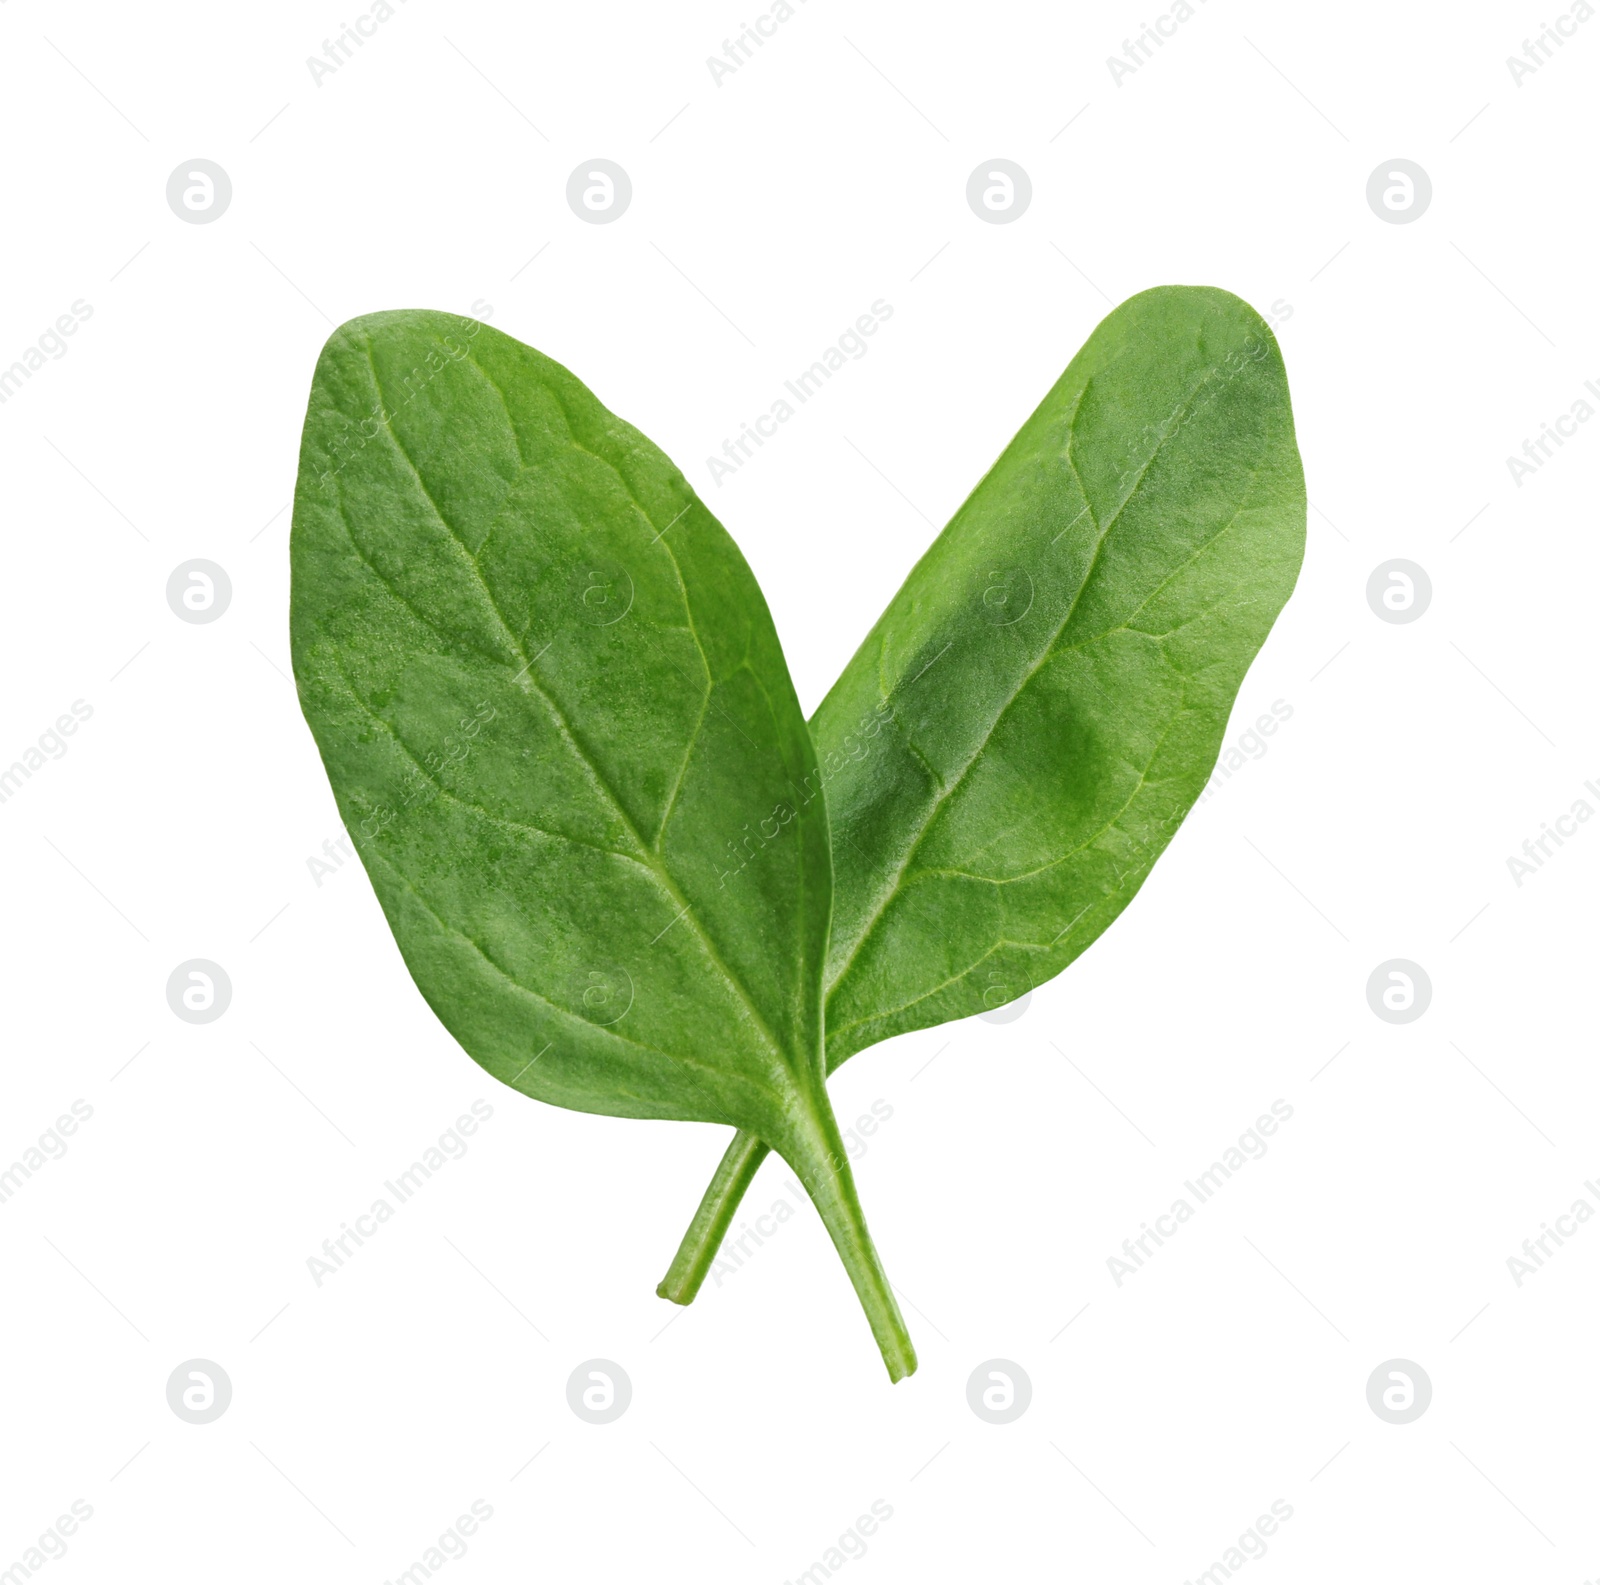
[815,284,1306,1057]
[290,310,831,1134]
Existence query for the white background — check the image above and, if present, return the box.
[2,1,1597,1581]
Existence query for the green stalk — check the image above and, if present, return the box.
[656,1131,770,1304]
[660,1107,916,1382]
[778,1098,917,1382]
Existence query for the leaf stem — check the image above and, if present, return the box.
[659,1102,916,1382]
[656,1131,771,1305]
[777,1103,918,1382]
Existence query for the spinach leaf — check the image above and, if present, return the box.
[291,310,915,1379]
[659,286,1306,1302]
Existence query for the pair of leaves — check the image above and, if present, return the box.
[289,288,1305,1381]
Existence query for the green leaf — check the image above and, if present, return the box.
[659,285,1307,1302]
[291,310,915,1379]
